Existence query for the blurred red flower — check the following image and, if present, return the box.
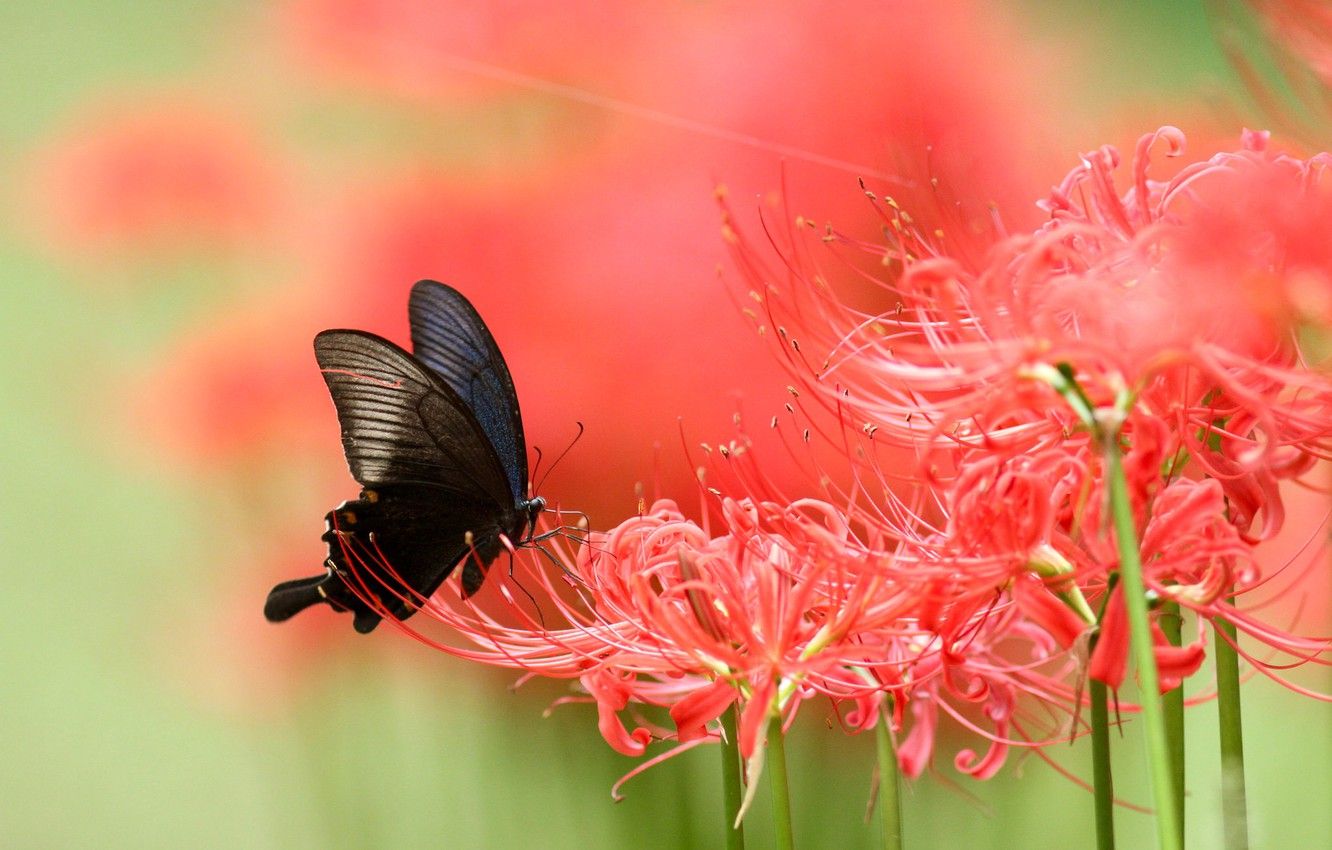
[148,0,1069,523]
[277,0,647,101]
[131,288,332,467]
[31,101,279,267]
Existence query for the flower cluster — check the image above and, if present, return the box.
[345,128,1332,799]
[357,487,1082,802]
[726,127,1332,704]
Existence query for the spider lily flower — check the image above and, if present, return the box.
[726,129,1332,498]
[348,497,912,787]
[726,126,1332,558]
[890,606,1086,781]
[725,127,1332,707]
[1087,474,1332,695]
[334,477,1088,805]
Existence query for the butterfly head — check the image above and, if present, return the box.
[525,496,547,528]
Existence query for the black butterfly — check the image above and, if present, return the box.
[264,280,544,633]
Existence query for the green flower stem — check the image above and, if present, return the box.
[766,715,796,850]
[1104,434,1181,850]
[1090,661,1116,850]
[1214,612,1250,850]
[1160,601,1185,847]
[875,700,903,850]
[720,705,747,850]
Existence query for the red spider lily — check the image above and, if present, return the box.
[728,128,1332,515]
[359,497,909,748]
[890,404,1331,697]
[700,435,1104,781]
[886,398,1332,698]
[317,470,1099,797]
[724,127,1332,708]
[1088,474,1332,695]
[890,607,1086,781]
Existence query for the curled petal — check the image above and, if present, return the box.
[1152,625,1207,693]
[842,691,884,732]
[670,678,738,743]
[954,686,1015,779]
[897,696,938,780]
[582,670,653,757]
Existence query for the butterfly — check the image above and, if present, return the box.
[264,280,545,633]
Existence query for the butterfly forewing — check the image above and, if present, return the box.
[313,329,512,508]
[408,280,528,503]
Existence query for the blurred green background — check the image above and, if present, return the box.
[3,1,1329,848]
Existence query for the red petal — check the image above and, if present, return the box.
[670,679,738,743]
[1088,585,1128,690]
[738,679,775,760]
[1011,572,1087,649]
[581,671,651,757]
[1151,624,1206,693]
[897,696,938,779]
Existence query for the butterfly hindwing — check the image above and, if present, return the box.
[321,483,510,632]
[408,280,528,503]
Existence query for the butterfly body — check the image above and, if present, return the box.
[264,280,541,634]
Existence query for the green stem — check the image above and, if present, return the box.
[720,705,747,850]
[875,700,903,850]
[766,715,796,850]
[1214,612,1250,850]
[1160,602,1185,848]
[1104,435,1181,850]
[1090,666,1116,850]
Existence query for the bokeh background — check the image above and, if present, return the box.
[3,1,1329,848]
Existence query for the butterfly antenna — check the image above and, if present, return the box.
[534,421,585,495]
[529,444,546,491]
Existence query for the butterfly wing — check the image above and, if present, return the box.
[319,483,509,632]
[408,280,528,504]
[314,329,512,508]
